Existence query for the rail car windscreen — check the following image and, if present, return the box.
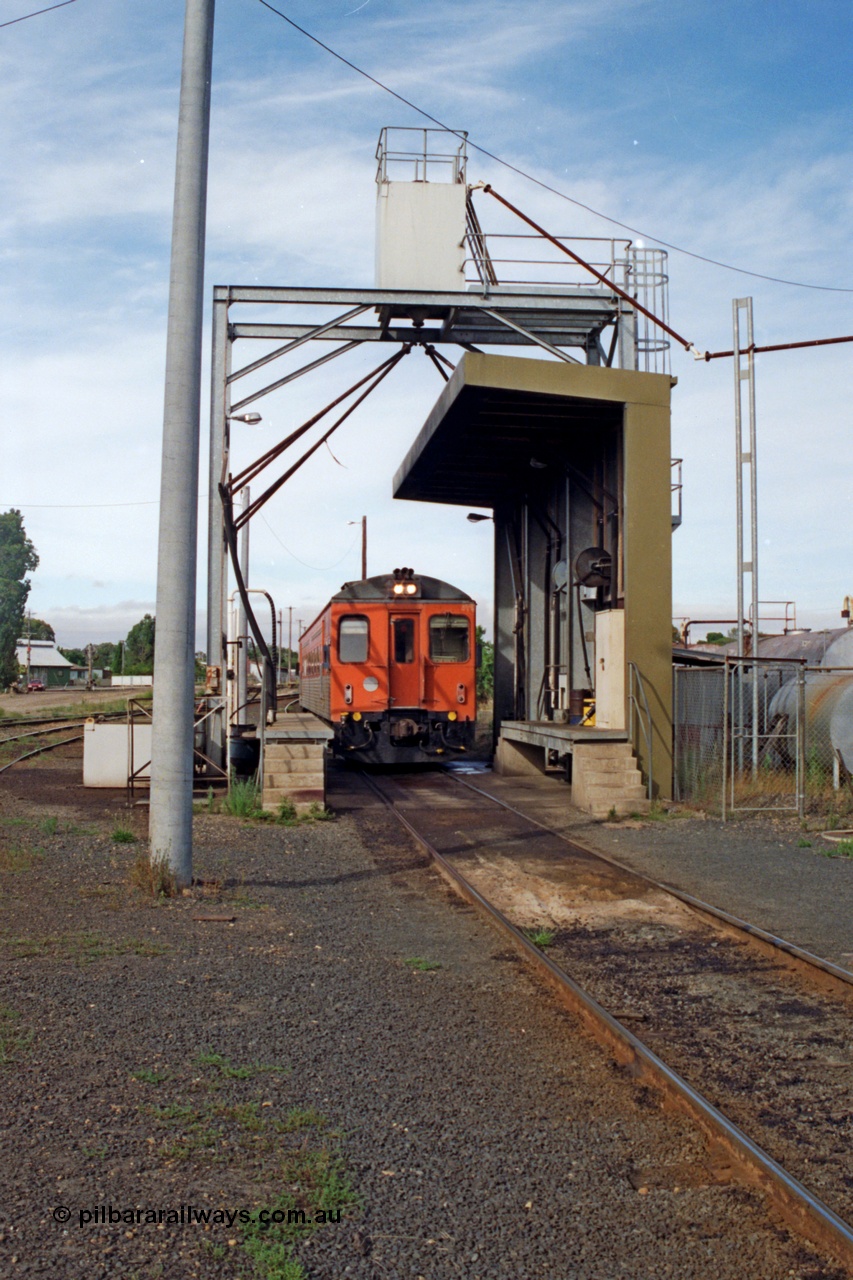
[392,617,415,663]
[429,615,469,662]
[339,616,369,663]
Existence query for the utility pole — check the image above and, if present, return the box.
[361,515,367,580]
[288,607,293,682]
[149,0,215,887]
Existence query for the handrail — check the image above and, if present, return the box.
[627,661,653,800]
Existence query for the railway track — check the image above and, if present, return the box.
[0,712,129,774]
[353,766,853,1272]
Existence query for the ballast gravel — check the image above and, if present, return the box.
[0,765,845,1278]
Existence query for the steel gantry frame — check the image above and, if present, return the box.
[205,278,646,768]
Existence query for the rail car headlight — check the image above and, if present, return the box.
[363,676,379,691]
[389,567,419,597]
[448,711,458,722]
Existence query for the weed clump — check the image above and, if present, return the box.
[129,850,178,898]
[111,826,137,844]
[222,777,263,819]
[403,956,441,972]
[525,927,556,948]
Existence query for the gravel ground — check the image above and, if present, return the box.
[0,753,847,1279]
[464,771,853,969]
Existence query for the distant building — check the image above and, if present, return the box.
[15,640,87,687]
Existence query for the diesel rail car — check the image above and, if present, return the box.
[299,569,477,764]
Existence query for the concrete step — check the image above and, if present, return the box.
[265,770,325,791]
[264,756,325,776]
[263,785,324,810]
[265,743,323,761]
[581,767,643,788]
[575,741,632,758]
[585,781,648,804]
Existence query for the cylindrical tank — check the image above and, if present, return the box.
[768,672,853,773]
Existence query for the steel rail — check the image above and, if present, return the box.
[0,712,130,746]
[447,771,853,993]
[361,771,853,1268]
[0,735,84,776]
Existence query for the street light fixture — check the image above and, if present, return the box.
[466,512,493,523]
[227,412,262,425]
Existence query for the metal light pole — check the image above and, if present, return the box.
[149,0,215,886]
[288,606,293,682]
[348,516,367,579]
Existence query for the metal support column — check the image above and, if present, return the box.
[733,297,760,772]
[149,0,215,886]
[206,292,230,769]
[237,487,249,721]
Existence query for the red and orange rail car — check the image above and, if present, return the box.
[300,569,476,763]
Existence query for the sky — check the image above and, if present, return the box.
[2,0,852,649]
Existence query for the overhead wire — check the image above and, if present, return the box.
[261,514,358,571]
[0,0,77,30]
[254,0,853,295]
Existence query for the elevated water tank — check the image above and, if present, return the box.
[375,127,468,292]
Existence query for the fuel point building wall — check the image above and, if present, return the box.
[394,352,674,802]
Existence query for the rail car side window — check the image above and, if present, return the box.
[429,615,469,662]
[392,617,414,663]
[339,616,369,663]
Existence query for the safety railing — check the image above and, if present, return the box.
[627,661,653,801]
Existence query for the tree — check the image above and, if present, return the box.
[123,614,156,674]
[27,617,55,641]
[0,510,38,687]
[58,647,87,666]
[475,624,494,701]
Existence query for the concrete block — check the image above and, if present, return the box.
[265,771,325,791]
[494,737,545,777]
[265,756,325,776]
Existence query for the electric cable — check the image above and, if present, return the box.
[254,0,853,295]
[0,0,77,30]
[260,514,358,571]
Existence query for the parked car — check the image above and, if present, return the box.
[27,680,45,692]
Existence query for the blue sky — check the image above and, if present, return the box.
[3,0,852,647]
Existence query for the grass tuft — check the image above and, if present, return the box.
[129,850,178,898]
[222,777,263,819]
[525,927,556,948]
[0,1004,32,1067]
[112,825,137,844]
[403,956,441,972]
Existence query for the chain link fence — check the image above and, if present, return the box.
[674,659,853,821]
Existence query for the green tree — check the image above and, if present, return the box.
[475,624,494,701]
[27,617,55,641]
[0,510,39,687]
[123,614,156,674]
[58,647,87,666]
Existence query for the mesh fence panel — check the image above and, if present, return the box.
[674,661,853,820]
[673,667,725,808]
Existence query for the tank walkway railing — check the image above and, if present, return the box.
[627,662,653,802]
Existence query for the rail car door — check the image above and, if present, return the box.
[389,614,420,708]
